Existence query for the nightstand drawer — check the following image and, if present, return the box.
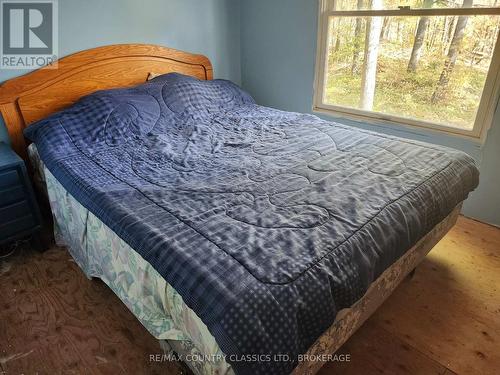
[0,169,21,189]
[0,185,25,206]
[0,215,36,239]
[0,200,32,225]
[0,143,44,247]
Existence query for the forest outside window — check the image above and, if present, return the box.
[314,0,500,140]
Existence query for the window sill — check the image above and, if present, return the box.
[313,104,487,145]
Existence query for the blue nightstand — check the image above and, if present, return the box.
[0,142,43,248]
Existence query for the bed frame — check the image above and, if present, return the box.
[0,44,460,375]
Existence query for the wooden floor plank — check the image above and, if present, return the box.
[0,246,182,375]
[368,217,500,375]
[317,319,448,375]
[0,216,499,374]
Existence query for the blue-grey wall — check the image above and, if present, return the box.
[0,0,241,141]
[240,0,500,226]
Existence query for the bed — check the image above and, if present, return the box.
[0,44,479,375]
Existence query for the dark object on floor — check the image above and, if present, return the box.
[407,267,416,279]
[0,143,45,251]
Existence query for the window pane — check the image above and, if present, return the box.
[331,0,499,11]
[324,14,500,130]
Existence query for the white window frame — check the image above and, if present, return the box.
[313,0,500,143]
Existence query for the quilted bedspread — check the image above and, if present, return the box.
[25,73,479,375]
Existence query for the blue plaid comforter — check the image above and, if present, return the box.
[25,73,479,375]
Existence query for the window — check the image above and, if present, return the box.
[314,0,500,141]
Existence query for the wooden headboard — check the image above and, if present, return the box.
[0,44,213,160]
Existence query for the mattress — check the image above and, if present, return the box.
[24,73,479,375]
[30,143,462,375]
[34,141,459,375]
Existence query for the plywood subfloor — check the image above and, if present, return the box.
[0,216,499,375]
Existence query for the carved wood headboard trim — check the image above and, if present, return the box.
[0,44,213,160]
